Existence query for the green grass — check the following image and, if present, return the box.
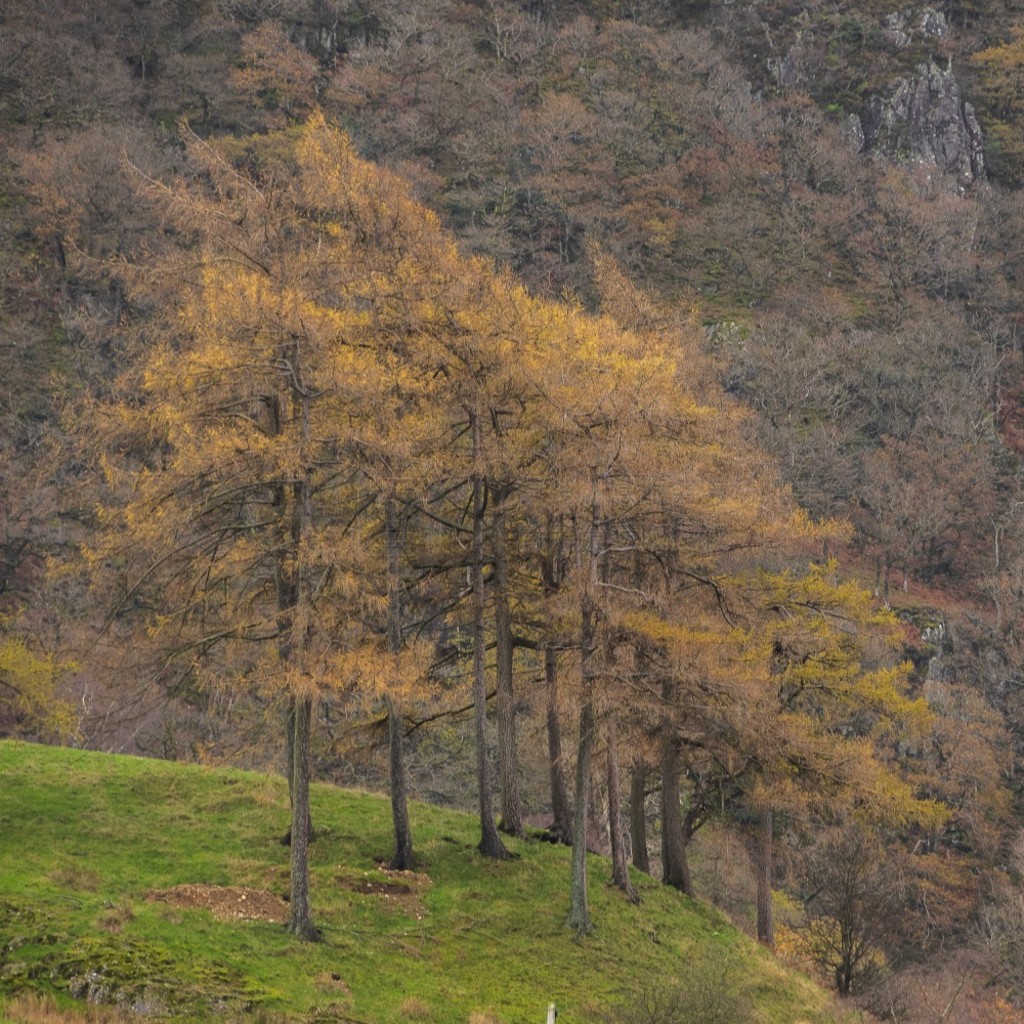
[0,741,845,1024]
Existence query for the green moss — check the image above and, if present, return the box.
[46,935,266,1016]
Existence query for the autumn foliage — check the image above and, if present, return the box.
[1,0,1023,1015]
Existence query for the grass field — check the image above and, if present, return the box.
[0,741,850,1023]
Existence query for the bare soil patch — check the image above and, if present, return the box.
[147,884,288,923]
[340,865,431,919]
[148,866,430,926]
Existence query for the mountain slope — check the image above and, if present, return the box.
[0,740,846,1024]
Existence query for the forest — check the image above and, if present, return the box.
[4,0,1024,1020]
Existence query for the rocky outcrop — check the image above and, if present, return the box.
[853,62,985,187]
[287,20,339,62]
[286,2,384,63]
[883,6,949,49]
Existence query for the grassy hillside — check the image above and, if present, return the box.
[0,741,848,1024]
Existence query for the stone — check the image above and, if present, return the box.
[862,62,985,187]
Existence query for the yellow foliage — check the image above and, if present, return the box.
[77,113,945,860]
[0,631,77,740]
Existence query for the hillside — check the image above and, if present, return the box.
[0,741,844,1024]
[3,1,1024,1020]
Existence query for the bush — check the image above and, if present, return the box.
[592,949,755,1024]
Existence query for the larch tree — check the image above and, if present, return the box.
[719,565,944,946]
[575,252,817,910]
[431,269,541,860]
[491,477,525,838]
[76,115,472,937]
[385,249,562,860]
[477,282,571,843]
[619,558,939,948]
[529,300,724,931]
[516,248,818,933]
[538,513,574,844]
[287,121,462,872]
[463,291,534,847]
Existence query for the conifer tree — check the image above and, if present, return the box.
[649,563,944,944]
[77,115,473,936]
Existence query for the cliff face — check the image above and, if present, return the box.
[856,62,986,187]
[718,1,993,188]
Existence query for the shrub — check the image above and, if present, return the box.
[593,948,755,1024]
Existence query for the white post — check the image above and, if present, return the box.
[547,1004,557,1024]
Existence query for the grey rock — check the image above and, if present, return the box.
[843,113,866,153]
[862,62,985,186]
[768,49,803,89]
[920,7,949,37]
[883,6,947,47]
[884,11,910,48]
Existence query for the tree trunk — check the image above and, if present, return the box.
[606,711,638,902]
[493,492,524,837]
[629,764,650,874]
[628,639,651,874]
[567,694,595,934]
[286,693,296,808]
[545,644,572,842]
[287,696,320,940]
[385,493,414,870]
[278,364,315,854]
[660,718,694,897]
[282,697,313,847]
[542,515,571,842]
[471,415,510,859]
[568,478,601,935]
[385,693,413,869]
[755,806,775,947]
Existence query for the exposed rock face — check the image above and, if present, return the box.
[883,6,949,48]
[842,113,866,153]
[854,62,985,187]
[287,18,339,62]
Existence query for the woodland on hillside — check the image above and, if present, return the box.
[5,0,1024,1020]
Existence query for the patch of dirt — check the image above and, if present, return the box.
[340,865,431,920]
[147,884,288,923]
[354,878,410,896]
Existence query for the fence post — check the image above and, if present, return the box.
[547,1004,557,1024]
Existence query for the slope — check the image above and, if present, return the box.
[0,741,847,1024]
